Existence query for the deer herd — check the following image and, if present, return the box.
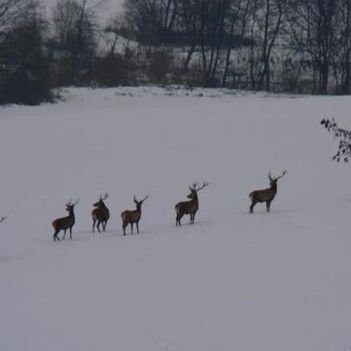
[50,171,287,241]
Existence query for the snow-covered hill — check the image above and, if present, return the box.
[1,87,351,351]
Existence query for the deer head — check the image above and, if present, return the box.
[93,193,108,207]
[268,171,287,187]
[187,182,209,199]
[133,194,149,209]
[65,199,79,212]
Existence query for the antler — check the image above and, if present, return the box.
[100,193,108,200]
[189,182,198,191]
[276,170,287,180]
[268,171,287,181]
[190,181,209,192]
[134,194,149,203]
[197,181,209,191]
[72,199,80,206]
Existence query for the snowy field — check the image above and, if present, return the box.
[0,87,351,351]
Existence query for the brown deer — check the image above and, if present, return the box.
[121,195,149,235]
[52,199,79,241]
[249,171,287,213]
[92,193,110,233]
[175,182,209,226]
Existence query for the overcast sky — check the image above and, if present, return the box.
[43,0,124,20]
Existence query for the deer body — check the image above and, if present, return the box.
[249,171,286,213]
[92,194,110,233]
[52,200,79,241]
[175,182,208,226]
[121,195,148,235]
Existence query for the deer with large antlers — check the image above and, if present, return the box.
[249,171,287,213]
[52,199,79,241]
[175,182,209,226]
[92,193,110,233]
[121,195,149,235]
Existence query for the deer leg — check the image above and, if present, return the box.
[266,200,271,212]
[53,230,60,241]
[250,200,257,213]
[130,223,134,234]
[122,222,127,235]
[136,221,139,234]
[92,219,96,233]
[96,221,101,233]
[102,221,106,232]
[192,212,196,224]
[69,226,72,239]
[62,228,67,239]
[176,213,183,226]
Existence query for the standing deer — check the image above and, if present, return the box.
[92,193,110,233]
[175,182,209,226]
[249,171,287,213]
[121,195,149,235]
[52,199,79,241]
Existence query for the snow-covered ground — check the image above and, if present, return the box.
[1,87,351,351]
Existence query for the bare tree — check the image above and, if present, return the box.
[122,0,178,45]
[103,14,125,57]
[0,0,23,38]
[199,0,230,85]
[222,0,252,86]
[0,0,52,105]
[248,0,284,91]
[178,0,205,73]
[286,0,339,94]
[178,0,238,86]
[335,0,351,94]
[50,0,99,84]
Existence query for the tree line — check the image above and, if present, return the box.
[0,0,350,105]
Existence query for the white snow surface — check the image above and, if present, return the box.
[1,86,351,351]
